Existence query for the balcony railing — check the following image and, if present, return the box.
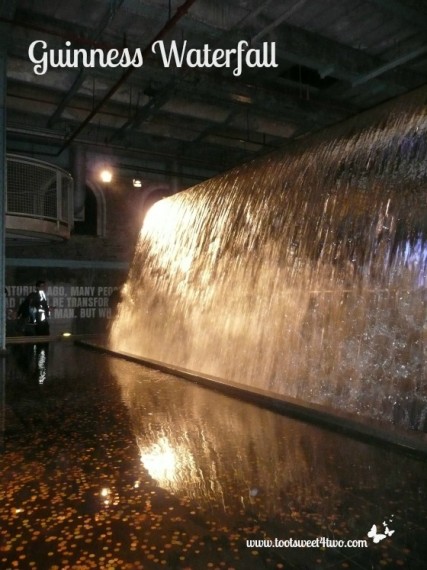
[6,154,74,240]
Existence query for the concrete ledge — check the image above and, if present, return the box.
[76,340,427,460]
[5,333,107,345]
[6,214,70,241]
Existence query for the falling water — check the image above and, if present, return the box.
[110,86,427,430]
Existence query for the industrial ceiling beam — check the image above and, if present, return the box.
[108,82,176,143]
[6,121,243,173]
[5,61,348,148]
[47,0,126,127]
[251,0,308,45]
[257,20,425,90]
[107,0,278,143]
[351,45,427,88]
[55,0,199,156]
[365,0,427,34]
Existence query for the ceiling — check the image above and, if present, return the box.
[2,0,427,184]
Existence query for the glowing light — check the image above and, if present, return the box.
[100,169,113,183]
[62,332,71,337]
[100,487,111,506]
[38,348,47,385]
[143,198,176,233]
[140,198,198,275]
[133,178,142,188]
[140,437,177,485]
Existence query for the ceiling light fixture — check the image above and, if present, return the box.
[100,168,113,183]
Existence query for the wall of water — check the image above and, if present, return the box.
[110,86,427,430]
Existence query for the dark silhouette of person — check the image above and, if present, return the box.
[17,280,50,335]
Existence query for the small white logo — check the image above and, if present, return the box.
[367,517,395,543]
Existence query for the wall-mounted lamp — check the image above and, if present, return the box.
[100,168,113,183]
[133,178,142,188]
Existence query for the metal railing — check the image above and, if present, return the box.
[6,154,74,239]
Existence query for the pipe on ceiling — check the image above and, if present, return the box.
[6,125,230,170]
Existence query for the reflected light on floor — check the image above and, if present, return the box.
[36,346,47,385]
[100,487,111,506]
[140,437,177,486]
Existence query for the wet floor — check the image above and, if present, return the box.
[0,341,426,570]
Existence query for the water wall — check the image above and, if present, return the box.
[110,86,427,430]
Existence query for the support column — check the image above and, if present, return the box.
[72,146,87,221]
[0,358,4,450]
[0,46,6,355]
[0,1,15,355]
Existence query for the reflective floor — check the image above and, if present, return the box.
[1,342,426,569]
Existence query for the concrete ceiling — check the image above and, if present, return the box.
[2,0,427,183]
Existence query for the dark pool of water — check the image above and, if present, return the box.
[1,342,426,569]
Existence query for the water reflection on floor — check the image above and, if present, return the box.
[1,343,426,569]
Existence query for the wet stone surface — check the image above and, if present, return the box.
[0,342,426,569]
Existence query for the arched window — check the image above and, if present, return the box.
[73,186,97,235]
[73,183,106,237]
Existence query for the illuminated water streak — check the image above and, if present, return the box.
[111,87,427,430]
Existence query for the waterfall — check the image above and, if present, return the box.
[110,86,427,430]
